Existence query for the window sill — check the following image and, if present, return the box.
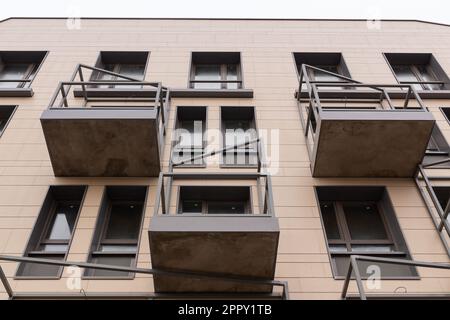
[0,88,33,97]
[171,88,253,98]
[295,89,450,100]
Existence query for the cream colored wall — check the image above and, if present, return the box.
[0,18,449,299]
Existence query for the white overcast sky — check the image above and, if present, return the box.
[1,0,450,25]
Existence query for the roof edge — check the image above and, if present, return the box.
[0,17,449,27]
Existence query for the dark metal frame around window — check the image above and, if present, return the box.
[177,186,253,215]
[220,106,258,167]
[0,51,47,93]
[293,52,351,81]
[84,186,147,279]
[315,186,418,279]
[0,105,17,137]
[384,53,450,91]
[90,51,149,88]
[189,52,242,89]
[171,106,207,167]
[15,186,87,279]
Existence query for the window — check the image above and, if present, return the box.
[426,124,449,155]
[90,51,149,89]
[172,106,206,166]
[433,187,450,224]
[221,107,258,166]
[0,106,16,136]
[178,186,251,215]
[316,186,417,278]
[85,186,146,278]
[16,186,86,277]
[0,51,46,89]
[294,52,351,87]
[190,52,242,89]
[385,53,449,91]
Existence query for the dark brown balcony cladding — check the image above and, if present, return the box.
[41,64,169,177]
[149,173,279,293]
[297,64,435,178]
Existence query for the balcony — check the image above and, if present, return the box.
[297,64,435,178]
[149,172,279,293]
[41,64,169,177]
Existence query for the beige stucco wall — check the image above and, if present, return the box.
[0,18,449,299]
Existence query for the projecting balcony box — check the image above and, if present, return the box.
[297,64,435,178]
[149,172,279,294]
[40,65,169,177]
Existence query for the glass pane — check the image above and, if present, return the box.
[17,255,63,277]
[100,245,137,252]
[194,64,221,89]
[104,203,143,240]
[178,120,203,148]
[392,65,422,90]
[39,244,68,252]
[115,64,145,88]
[320,202,341,240]
[329,244,348,253]
[312,65,341,82]
[208,201,247,214]
[87,256,134,277]
[46,203,79,240]
[93,64,115,88]
[0,63,30,88]
[416,65,441,90]
[226,64,239,89]
[343,203,388,240]
[181,200,203,213]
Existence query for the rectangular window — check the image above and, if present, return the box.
[294,52,351,90]
[0,105,16,136]
[85,186,146,278]
[316,186,417,278]
[178,186,251,215]
[190,52,242,89]
[16,186,86,277]
[0,51,46,89]
[172,106,206,166]
[221,107,258,166]
[90,51,149,89]
[385,53,449,91]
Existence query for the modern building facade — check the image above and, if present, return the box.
[0,17,449,299]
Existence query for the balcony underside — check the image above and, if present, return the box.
[41,108,161,177]
[149,216,279,293]
[312,110,435,177]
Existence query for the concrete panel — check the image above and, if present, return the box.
[41,108,161,176]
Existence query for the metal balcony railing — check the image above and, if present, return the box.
[415,159,450,257]
[341,255,450,300]
[297,64,430,162]
[47,64,170,155]
[0,255,288,300]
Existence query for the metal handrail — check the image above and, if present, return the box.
[0,255,288,300]
[297,64,429,163]
[415,159,450,257]
[341,255,450,300]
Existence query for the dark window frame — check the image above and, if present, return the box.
[176,186,253,216]
[189,52,243,90]
[90,51,150,88]
[292,52,352,81]
[171,106,207,168]
[384,53,450,91]
[0,51,48,91]
[220,106,259,168]
[84,186,147,279]
[315,186,418,280]
[0,105,17,137]
[15,185,87,279]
